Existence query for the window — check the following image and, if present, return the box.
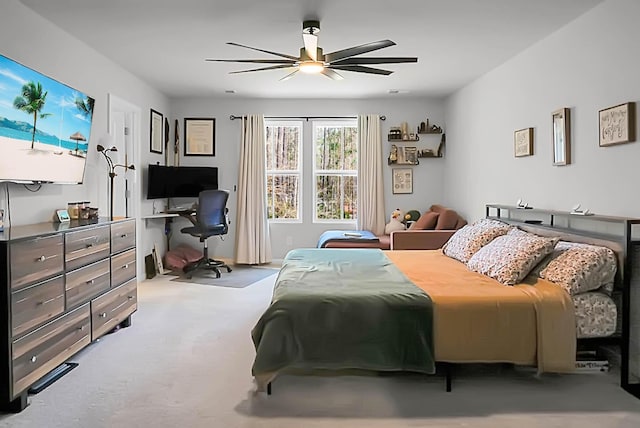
[265,121,302,221]
[313,121,358,221]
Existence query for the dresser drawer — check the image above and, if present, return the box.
[12,304,91,397]
[91,278,137,340]
[111,248,136,288]
[65,226,110,271]
[65,258,111,309]
[111,220,135,254]
[10,235,64,290]
[11,275,65,338]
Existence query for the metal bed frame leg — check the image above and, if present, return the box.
[444,363,452,392]
[267,381,272,395]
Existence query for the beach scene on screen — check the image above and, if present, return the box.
[0,53,94,183]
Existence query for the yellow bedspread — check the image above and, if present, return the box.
[385,250,576,373]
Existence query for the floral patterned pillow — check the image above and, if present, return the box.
[573,292,617,338]
[539,241,617,295]
[467,229,559,285]
[442,218,511,264]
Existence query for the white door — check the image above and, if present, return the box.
[108,94,142,278]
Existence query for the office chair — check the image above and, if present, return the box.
[180,189,233,279]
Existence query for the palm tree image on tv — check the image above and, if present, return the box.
[70,96,94,154]
[13,81,52,150]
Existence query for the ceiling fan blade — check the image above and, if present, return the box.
[302,33,318,61]
[229,64,295,74]
[279,70,299,81]
[330,57,417,65]
[329,65,393,75]
[324,40,396,63]
[206,59,297,64]
[321,68,344,81]
[226,42,299,60]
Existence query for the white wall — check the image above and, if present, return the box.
[1,0,170,276]
[443,0,640,223]
[167,97,445,259]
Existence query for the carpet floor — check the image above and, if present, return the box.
[1,273,640,428]
[171,264,278,288]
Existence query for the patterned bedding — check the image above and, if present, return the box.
[573,292,617,338]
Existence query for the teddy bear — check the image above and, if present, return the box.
[384,208,406,235]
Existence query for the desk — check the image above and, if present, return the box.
[142,210,196,250]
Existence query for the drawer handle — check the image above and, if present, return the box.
[78,325,85,331]
[120,234,128,238]
[128,295,134,300]
[38,297,58,306]
[30,355,37,363]
[99,312,107,318]
[36,254,56,262]
[86,243,95,248]
[122,264,129,269]
[86,279,95,285]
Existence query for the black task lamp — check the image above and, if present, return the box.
[97,144,135,220]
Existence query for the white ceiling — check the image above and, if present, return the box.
[19,0,603,99]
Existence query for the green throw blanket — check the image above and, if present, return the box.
[251,248,435,377]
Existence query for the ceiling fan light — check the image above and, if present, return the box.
[299,61,324,74]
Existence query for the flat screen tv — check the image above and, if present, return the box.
[147,165,218,199]
[0,52,94,184]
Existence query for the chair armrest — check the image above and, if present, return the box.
[390,230,457,250]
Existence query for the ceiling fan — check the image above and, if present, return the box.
[206,20,418,81]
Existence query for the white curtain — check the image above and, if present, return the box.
[234,114,272,264]
[357,114,386,235]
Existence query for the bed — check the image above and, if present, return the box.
[251,218,625,392]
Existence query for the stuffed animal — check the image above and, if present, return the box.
[404,209,421,224]
[384,208,406,234]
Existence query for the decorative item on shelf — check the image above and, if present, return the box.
[404,146,418,164]
[400,121,409,140]
[516,199,532,209]
[419,121,427,133]
[418,149,435,158]
[570,204,593,216]
[388,127,402,140]
[388,144,398,164]
[437,133,446,157]
[97,144,135,221]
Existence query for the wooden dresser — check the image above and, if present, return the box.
[0,218,137,412]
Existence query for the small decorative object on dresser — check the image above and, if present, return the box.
[514,127,534,157]
[599,102,636,147]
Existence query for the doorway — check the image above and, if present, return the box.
[107,94,142,278]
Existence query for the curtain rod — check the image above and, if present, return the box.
[229,115,386,121]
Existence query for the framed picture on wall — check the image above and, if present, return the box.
[552,108,571,166]
[150,109,163,154]
[599,102,636,147]
[514,128,533,157]
[392,168,413,194]
[184,117,215,156]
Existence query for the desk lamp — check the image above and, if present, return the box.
[97,144,135,220]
